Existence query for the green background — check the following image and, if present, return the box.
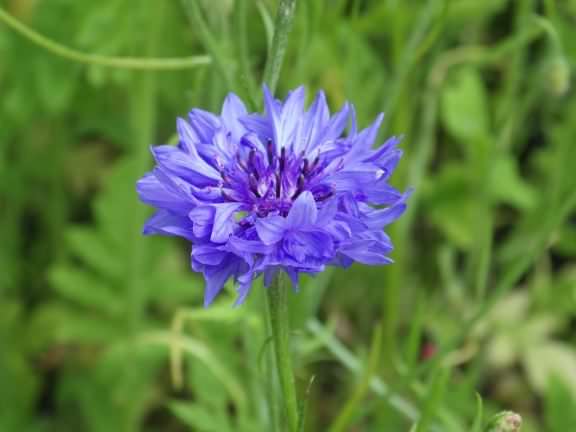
[1,0,576,430]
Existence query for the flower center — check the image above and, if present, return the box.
[219,139,334,217]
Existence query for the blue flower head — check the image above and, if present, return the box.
[137,86,409,306]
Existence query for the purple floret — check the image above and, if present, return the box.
[137,86,409,306]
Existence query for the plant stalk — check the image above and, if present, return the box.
[262,0,297,94]
[266,274,299,432]
[0,7,211,70]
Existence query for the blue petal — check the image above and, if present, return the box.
[362,137,403,180]
[203,273,227,306]
[286,191,318,227]
[348,104,358,136]
[283,267,300,291]
[310,102,351,154]
[339,236,393,265]
[317,198,338,222]
[192,244,227,265]
[137,172,194,214]
[364,181,404,205]
[263,86,282,147]
[188,109,220,143]
[256,215,286,245]
[202,256,237,306]
[235,270,259,306]
[301,90,330,153]
[221,93,248,140]
[188,183,223,202]
[228,235,274,255]
[363,136,402,164]
[152,145,221,186]
[279,86,306,150]
[210,202,243,243]
[330,170,374,192]
[239,114,273,141]
[330,170,402,205]
[286,230,334,261]
[234,278,253,306]
[355,113,384,151]
[177,118,200,154]
[204,255,249,307]
[143,210,195,240]
[212,129,237,161]
[189,206,215,238]
[264,85,305,152]
[324,219,353,241]
[362,198,408,229]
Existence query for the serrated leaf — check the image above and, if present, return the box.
[29,303,123,345]
[66,227,123,279]
[58,341,163,432]
[93,158,145,249]
[49,266,120,316]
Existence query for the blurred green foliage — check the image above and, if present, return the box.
[1,0,576,431]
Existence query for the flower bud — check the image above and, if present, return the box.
[484,411,522,432]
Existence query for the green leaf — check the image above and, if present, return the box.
[555,225,576,256]
[490,156,536,210]
[66,227,123,279]
[93,158,143,249]
[0,304,40,431]
[0,352,39,431]
[169,402,232,432]
[58,341,164,432]
[524,342,576,399]
[545,377,576,431]
[29,303,123,345]
[415,367,451,432]
[424,163,475,248]
[447,0,508,24]
[441,67,490,143]
[471,394,484,432]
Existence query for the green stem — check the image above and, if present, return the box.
[262,0,297,94]
[266,275,299,432]
[181,0,237,91]
[0,7,210,70]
